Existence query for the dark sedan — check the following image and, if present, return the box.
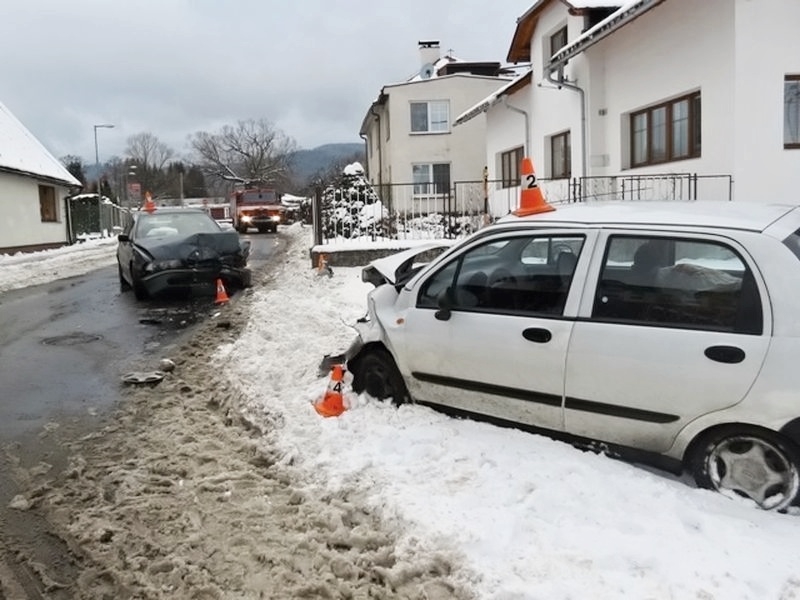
[117,207,252,300]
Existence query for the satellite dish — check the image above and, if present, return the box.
[420,63,434,79]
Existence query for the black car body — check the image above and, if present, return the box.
[117,207,252,300]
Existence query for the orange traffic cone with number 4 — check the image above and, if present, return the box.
[314,364,347,417]
[513,157,555,217]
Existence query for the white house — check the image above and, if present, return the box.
[0,101,81,254]
[458,0,800,215]
[359,41,514,214]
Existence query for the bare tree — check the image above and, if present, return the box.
[125,133,175,198]
[125,132,174,171]
[189,119,297,190]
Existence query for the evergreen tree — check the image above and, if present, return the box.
[60,155,87,187]
[321,163,391,240]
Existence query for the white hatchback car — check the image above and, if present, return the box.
[345,201,800,511]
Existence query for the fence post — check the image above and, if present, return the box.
[312,187,323,247]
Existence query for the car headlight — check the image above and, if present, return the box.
[241,215,253,223]
[144,259,184,273]
[271,215,281,222]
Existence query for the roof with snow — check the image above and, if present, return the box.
[454,69,533,126]
[507,0,641,63]
[0,101,81,187]
[548,0,665,70]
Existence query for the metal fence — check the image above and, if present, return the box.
[65,194,132,244]
[315,173,734,245]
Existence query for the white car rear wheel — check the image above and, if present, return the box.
[689,428,800,511]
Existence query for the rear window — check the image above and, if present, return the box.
[593,236,762,334]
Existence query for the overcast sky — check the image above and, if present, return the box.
[0,0,532,165]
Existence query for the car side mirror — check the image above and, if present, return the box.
[435,287,454,321]
[118,233,130,242]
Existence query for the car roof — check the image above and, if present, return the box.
[496,201,800,233]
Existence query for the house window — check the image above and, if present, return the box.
[551,131,571,178]
[412,163,450,195]
[500,146,524,188]
[630,92,701,167]
[549,25,568,79]
[39,185,57,222]
[550,26,567,57]
[410,101,449,133]
[785,75,800,149]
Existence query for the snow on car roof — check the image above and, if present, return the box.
[501,201,800,233]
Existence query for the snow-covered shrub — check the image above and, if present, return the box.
[321,162,393,241]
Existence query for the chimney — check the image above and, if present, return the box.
[418,40,440,67]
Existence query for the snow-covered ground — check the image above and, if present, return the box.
[2,226,799,599]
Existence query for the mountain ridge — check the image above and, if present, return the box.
[290,142,364,186]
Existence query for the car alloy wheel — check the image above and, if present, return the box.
[690,428,800,511]
[351,348,409,406]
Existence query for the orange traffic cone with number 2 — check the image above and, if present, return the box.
[513,157,555,216]
[315,364,346,417]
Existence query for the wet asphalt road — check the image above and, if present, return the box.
[0,232,283,598]
[0,231,280,442]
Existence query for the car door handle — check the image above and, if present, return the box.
[522,328,552,343]
[704,345,745,364]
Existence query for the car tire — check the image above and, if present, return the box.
[351,348,409,406]
[130,264,149,301]
[687,425,800,511]
[240,269,253,288]
[118,264,131,291]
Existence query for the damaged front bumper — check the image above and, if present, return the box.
[141,265,251,298]
[318,333,364,377]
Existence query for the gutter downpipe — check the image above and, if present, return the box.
[502,96,530,157]
[545,69,587,180]
[369,104,382,189]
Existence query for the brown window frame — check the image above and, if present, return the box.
[550,26,568,81]
[39,185,57,222]
[551,131,571,179]
[500,146,524,188]
[785,74,800,149]
[630,92,701,167]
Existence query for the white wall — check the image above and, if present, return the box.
[485,85,532,216]
[381,75,510,184]
[529,3,581,179]
[517,0,800,203]
[734,0,800,202]
[589,0,733,179]
[0,172,68,250]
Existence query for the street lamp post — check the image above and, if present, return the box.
[93,123,114,198]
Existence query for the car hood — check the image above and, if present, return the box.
[362,242,452,287]
[136,231,247,261]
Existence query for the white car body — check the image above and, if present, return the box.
[348,201,800,510]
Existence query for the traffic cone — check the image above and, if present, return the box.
[314,364,346,417]
[316,253,333,278]
[214,278,230,304]
[512,157,555,217]
[143,192,157,214]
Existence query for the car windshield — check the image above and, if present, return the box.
[135,212,221,238]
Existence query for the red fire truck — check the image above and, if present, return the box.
[232,187,286,233]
